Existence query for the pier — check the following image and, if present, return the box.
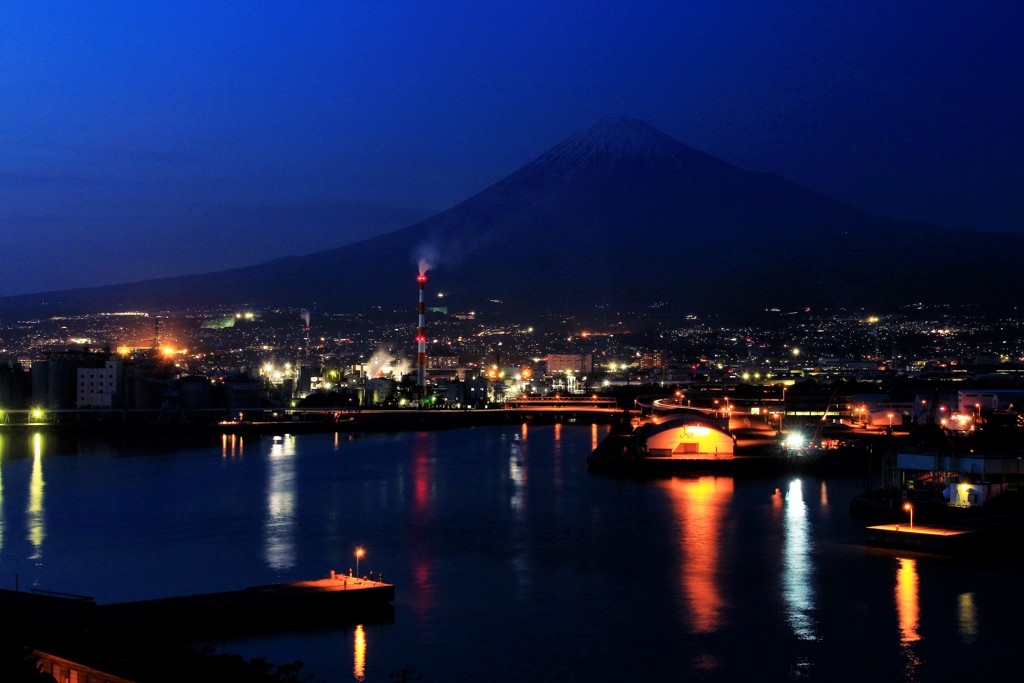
[91,574,395,637]
[864,523,978,554]
[4,573,394,682]
[6,572,395,638]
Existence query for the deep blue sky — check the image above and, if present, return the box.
[1,2,1021,296]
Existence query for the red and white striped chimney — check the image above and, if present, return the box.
[416,273,427,390]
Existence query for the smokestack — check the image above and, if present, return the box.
[416,273,427,391]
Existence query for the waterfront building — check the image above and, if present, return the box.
[77,356,123,408]
[0,361,29,408]
[896,449,1017,507]
[32,349,110,409]
[638,413,736,458]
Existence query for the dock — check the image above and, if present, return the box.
[6,572,395,638]
[864,523,978,554]
[5,573,395,682]
[92,574,395,636]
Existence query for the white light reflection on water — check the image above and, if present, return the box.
[28,433,44,560]
[0,435,4,554]
[509,432,527,513]
[783,478,817,642]
[894,557,922,679]
[263,435,296,570]
[509,424,529,593]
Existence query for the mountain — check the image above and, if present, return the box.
[2,117,1021,320]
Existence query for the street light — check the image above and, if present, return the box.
[903,502,913,529]
[355,547,365,576]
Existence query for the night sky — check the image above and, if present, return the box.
[2,2,1021,297]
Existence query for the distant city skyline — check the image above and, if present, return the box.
[2,2,1021,297]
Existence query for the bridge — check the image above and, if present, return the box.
[504,396,619,410]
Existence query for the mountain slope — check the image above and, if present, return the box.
[2,117,1020,319]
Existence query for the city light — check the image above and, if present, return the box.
[903,502,914,529]
[355,547,365,576]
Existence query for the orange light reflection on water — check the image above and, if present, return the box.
[353,623,366,681]
[894,557,922,675]
[221,433,243,458]
[661,476,733,634]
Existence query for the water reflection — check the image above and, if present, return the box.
[783,479,817,642]
[407,434,436,623]
[221,433,244,459]
[661,476,732,633]
[958,592,977,644]
[410,433,434,521]
[353,623,366,681]
[0,435,4,553]
[509,428,529,593]
[509,434,527,513]
[894,557,921,676]
[263,436,296,570]
[552,423,563,489]
[28,433,44,560]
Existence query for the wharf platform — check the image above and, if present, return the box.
[5,574,394,683]
[864,523,978,554]
[92,574,395,636]
[6,572,395,638]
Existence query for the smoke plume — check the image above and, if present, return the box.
[414,241,437,275]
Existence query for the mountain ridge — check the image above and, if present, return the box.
[1,117,1020,320]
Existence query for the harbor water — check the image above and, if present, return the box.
[0,423,1020,682]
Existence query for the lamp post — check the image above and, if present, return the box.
[355,547,365,577]
[903,502,913,529]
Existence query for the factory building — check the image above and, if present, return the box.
[77,356,123,408]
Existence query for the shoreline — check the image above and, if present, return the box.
[0,407,623,438]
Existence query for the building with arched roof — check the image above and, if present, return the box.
[639,414,736,459]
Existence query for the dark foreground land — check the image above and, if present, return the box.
[3,573,395,682]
